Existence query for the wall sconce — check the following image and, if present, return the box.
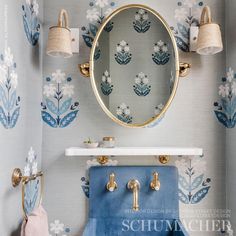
[190,6,223,55]
[46,9,79,58]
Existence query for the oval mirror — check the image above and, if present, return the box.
[90,4,179,128]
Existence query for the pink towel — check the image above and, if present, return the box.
[21,205,49,236]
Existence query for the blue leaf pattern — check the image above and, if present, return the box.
[59,98,72,115]
[0,106,8,128]
[22,1,40,46]
[9,107,20,128]
[191,174,204,191]
[190,187,210,204]
[46,99,58,115]
[41,111,57,128]
[59,110,79,128]
[178,189,189,204]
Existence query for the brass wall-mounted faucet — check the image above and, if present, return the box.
[150,172,161,191]
[127,179,140,211]
[106,173,117,192]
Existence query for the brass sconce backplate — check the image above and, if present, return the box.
[158,155,170,164]
[79,62,90,78]
[12,168,23,187]
[97,156,109,165]
[179,62,191,77]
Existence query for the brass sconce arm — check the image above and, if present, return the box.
[79,62,90,78]
[179,62,191,77]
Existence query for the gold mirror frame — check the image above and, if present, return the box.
[90,4,180,128]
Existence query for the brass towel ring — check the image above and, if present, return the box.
[12,168,44,220]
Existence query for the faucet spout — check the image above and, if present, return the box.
[127,180,140,211]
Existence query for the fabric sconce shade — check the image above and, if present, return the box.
[196,6,223,55]
[46,9,73,58]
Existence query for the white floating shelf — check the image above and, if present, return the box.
[65,147,203,157]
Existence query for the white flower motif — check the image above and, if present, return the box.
[26,0,31,5]
[32,0,39,16]
[135,77,141,84]
[0,65,7,84]
[174,8,188,21]
[86,8,99,22]
[162,46,168,52]
[143,13,149,20]
[104,70,109,77]
[157,40,164,47]
[120,40,127,47]
[219,84,229,98]
[135,14,141,21]
[183,0,197,8]
[107,77,111,84]
[116,108,122,115]
[139,9,145,15]
[120,103,127,110]
[28,147,35,163]
[24,164,31,176]
[124,108,130,115]
[158,104,164,110]
[10,71,18,89]
[32,161,38,175]
[155,103,164,115]
[139,72,145,79]
[142,77,149,85]
[227,67,234,82]
[102,75,106,82]
[43,84,56,97]
[124,46,130,52]
[50,220,64,234]
[105,8,112,16]
[117,45,122,52]
[4,47,14,67]
[154,46,160,52]
[52,70,66,84]
[232,82,236,95]
[62,84,74,97]
[95,0,108,8]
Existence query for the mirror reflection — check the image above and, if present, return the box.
[92,6,177,126]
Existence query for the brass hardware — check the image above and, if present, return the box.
[150,172,161,191]
[179,62,191,77]
[159,155,170,164]
[127,179,140,211]
[89,4,180,128]
[106,173,118,192]
[97,156,109,165]
[79,62,90,78]
[103,137,115,141]
[11,168,44,220]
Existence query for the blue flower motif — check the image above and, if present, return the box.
[116,103,132,124]
[115,40,132,65]
[101,70,113,96]
[133,9,151,33]
[22,0,40,46]
[214,67,236,128]
[133,72,151,96]
[0,47,20,129]
[152,41,170,65]
[41,70,79,128]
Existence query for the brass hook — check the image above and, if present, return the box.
[106,173,118,192]
[150,172,161,191]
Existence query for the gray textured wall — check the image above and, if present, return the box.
[42,0,226,236]
[0,0,43,235]
[226,0,236,233]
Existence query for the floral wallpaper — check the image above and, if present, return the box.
[41,70,79,128]
[22,0,40,46]
[171,0,204,52]
[49,220,71,236]
[23,147,39,215]
[133,9,151,33]
[101,70,113,96]
[214,67,236,128]
[0,47,20,129]
[133,72,151,97]
[82,0,116,60]
[152,40,170,65]
[175,157,211,204]
[115,40,132,65]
